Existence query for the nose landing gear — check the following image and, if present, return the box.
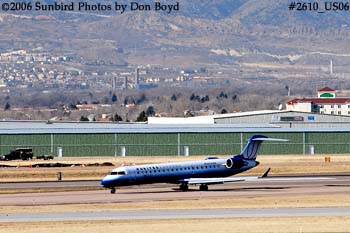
[110,188,116,194]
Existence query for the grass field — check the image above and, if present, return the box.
[0,154,349,182]
[1,217,350,233]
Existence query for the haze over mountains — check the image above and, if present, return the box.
[1,0,350,76]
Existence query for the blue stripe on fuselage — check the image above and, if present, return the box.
[101,159,258,188]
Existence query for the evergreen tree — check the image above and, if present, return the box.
[171,94,177,101]
[221,109,228,114]
[114,113,123,122]
[146,106,155,116]
[112,94,118,102]
[4,102,10,110]
[80,116,89,121]
[136,111,147,122]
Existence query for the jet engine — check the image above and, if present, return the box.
[225,157,244,169]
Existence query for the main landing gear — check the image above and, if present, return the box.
[179,183,189,191]
[179,183,209,191]
[199,184,208,191]
[110,187,116,194]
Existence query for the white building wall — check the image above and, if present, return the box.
[286,102,313,112]
[321,104,350,115]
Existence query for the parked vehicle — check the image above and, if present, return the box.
[0,148,33,161]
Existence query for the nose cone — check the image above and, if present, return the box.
[101,175,114,187]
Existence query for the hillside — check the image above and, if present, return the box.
[1,0,350,69]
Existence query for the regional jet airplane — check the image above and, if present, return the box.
[101,135,286,193]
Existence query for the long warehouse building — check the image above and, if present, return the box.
[0,121,349,157]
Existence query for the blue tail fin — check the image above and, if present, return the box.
[240,135,288,160]
[241,135,267,160]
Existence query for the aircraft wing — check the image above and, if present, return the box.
[180,176,260,185]
[180,168,271,185]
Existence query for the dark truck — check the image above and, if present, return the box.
[0,148,33,161]
[0,148,54,161]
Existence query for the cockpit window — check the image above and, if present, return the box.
[110,171,126,175]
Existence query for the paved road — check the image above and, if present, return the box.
[1,207,350,222]
[0,180,100,189]
[0,175,349,206]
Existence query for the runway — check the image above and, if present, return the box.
[0,175,349,206]
[1,207,350,222]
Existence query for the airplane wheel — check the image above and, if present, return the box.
[110,188,116,194]
[180,183,188,191]
[199,184,208,191]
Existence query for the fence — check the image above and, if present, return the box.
[0,132,349,157]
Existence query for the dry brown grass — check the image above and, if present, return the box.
[0,155,349,182]
[1,193,349,214]
[1,217,350,233]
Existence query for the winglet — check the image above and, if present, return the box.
[261,168,271,178]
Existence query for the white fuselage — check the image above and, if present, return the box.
[101,157,258,188]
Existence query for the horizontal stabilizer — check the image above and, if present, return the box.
[252,138,289,142]
[241,135,288,160]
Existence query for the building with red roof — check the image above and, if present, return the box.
[287,87,350,115]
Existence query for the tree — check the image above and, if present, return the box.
[146,106,155,116]
[218,92,228,99]
[136,94,147,104]
[112,94,118,103]
[190,93,196,101]
[171,94,177,101]
[136,111,147,122]
[80,116,89,121]
[4,102,10,111]
[69,103,77,110]
[114,113,123,122]
[232,95,237,101]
